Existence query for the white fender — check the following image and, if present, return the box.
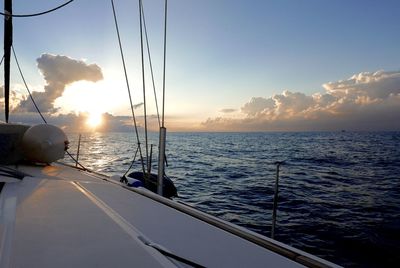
[21,124,69,163]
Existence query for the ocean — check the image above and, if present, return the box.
[63,131,400,267]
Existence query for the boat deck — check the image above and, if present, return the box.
[0,164,339,267]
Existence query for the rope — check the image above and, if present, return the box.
[11,45,47,123]
[123,146,139,177]
[161,0,168,127]
[139,0,149,171]
[145,243,205,268]
[0,166,27,180]
[0,0,74,18]
[66,150,88,171]
[110,0,146,175]
[141,3,161,128]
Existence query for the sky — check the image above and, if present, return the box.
[1,0,400,132]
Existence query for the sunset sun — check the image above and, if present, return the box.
[86,112,103,128]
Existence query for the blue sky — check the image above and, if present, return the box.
[169,0,400,92]
[2,0,400,131]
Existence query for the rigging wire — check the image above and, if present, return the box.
[156,0,168,195]
[161,0,168,127]
[0,0,74,18]
[141,3,161,128]
[141,1,169,171]
[139,0,149,173]
[11,45,47,124]
[12,46,88,170]
[110,0,146,175]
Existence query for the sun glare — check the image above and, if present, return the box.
[86,113,103,128]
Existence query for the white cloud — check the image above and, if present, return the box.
[0,85,25,113]
[241,97,275,116]
[273,91,315,119]
[202,70,400,131]
[16,54,103,113]
[323,70,400,99]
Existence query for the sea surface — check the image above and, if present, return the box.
[63,131,400,267]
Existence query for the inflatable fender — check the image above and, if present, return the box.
[21,124,69,164]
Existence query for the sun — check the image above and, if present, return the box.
[86,112,103,128]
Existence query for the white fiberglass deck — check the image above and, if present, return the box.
[0,164,338,267]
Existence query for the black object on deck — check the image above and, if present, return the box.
[127,171,178,198]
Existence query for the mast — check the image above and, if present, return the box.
[157,0,168,196]
[3,0,12,123]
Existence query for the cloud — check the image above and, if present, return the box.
[241,97,275,116]
[0,85,24,113]
[2,111,135,133]
[16,54,103,113]
[219,108,237,113]
[323,70,400,99]
[202,70,400,131]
